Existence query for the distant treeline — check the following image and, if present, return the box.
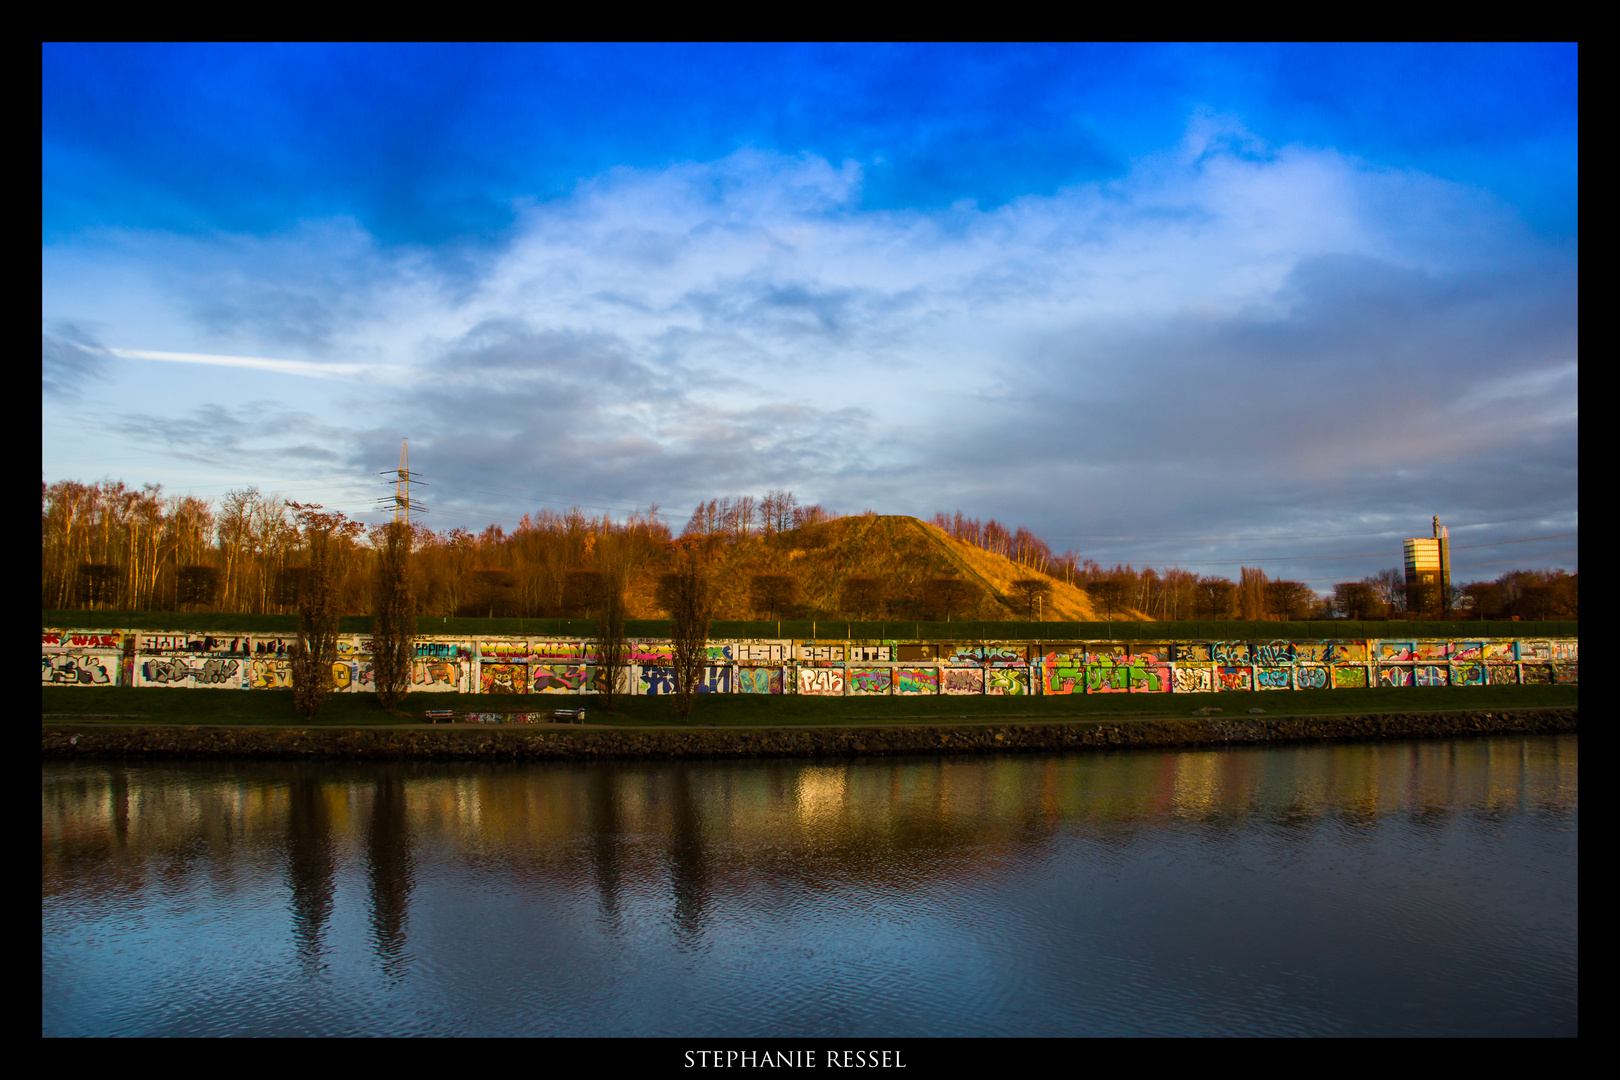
[42,479,1576,621]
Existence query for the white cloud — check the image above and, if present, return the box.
[42,130,1576,559]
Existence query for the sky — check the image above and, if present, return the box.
[41,43,1578,588]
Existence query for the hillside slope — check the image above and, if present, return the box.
[648,515,1111,622]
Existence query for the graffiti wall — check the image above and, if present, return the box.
[1172,665,1215,693]
[894,668,939,695]
[986,668,1028,695]
[797,668,845,696]
[848,668,893,695]
[47,631,1576,701]
[737,667,784,694]
[42,631,122,687]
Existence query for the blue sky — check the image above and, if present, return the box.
[42,43,1578,585]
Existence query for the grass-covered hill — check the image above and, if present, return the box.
[669,514,1102,622]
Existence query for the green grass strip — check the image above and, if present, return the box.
[43,683,1577,729]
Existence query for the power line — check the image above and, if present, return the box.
[1035,510,1578,544]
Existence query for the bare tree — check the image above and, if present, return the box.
[595,582,628,711]
[77,563,121,610]
[1366,568,1406,614]
[1265,580,1316,621]
[1089,578,1127,621]
[925,577,981,622]
[838,575,888,619]
[288,503,360,720]
[1195,577,1236,620]
[662,562,712,723]
[1332,581,1381,620]
[465,566,518,617]
[751,573,798,619]
[176,565,220,611]
[1008,578,1052,620]
[562,568,607,617]
[371,521,415,710]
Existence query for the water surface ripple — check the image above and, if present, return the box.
[42,736,1578,1036]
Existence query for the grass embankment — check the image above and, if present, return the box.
[43,684,1578,729]
[43,609,1577,641]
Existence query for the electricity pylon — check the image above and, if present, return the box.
[376,438,428,524]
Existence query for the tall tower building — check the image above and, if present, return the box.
[1403,517,1451,612]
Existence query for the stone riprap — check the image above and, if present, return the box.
[42,709,1576,761]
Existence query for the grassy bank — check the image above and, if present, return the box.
[43,684,1578,728]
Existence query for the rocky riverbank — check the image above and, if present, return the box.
[42,708,1577,761]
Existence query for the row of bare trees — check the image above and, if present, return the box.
[929,511,1059,573]
[1333,568,1578,620]
[681,491,838,541]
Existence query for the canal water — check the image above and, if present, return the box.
[42,736,1577,1036]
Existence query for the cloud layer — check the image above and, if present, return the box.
[42,132,1578,581]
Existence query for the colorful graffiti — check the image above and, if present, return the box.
[1415,665,1448,687]
[1172,665,1215,693]
[1294,666,1329,690]
[986,669,1028,695]
[1487,664,1519,686]
[480,663,530,695]
[1043,660,1084,695]
[411,659,464,691]
[849,668,893,695]
[533,666,594,694]
[1124,662,1170,692]
[1379,642,1416,662]
[1378,665,1415,687]
[1255,666,1292,690]
[797,668,845,696]
[43,632,120,649]
[942,668,984,695]
[1521,664,1555,685]
[45,629,1578,701]
[630,643,674,665]
[894,668,939,695]
[1254,642,1295,666]
[1332,665,1368,688]
[250,658,293,689]
[737,667,784,694]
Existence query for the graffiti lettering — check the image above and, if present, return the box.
[986,669,1027,695]
[894,668,939,695]
[849,668,892,695]
[797,668,845,695]
[1294,666,1329,690]
[1173,666,1215,693]
[942,668,983,695]
[737,668,783,694]
[42,653,114,685]
[1255,667,1291,690]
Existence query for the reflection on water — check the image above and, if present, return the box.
[42,737,1578,1036]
